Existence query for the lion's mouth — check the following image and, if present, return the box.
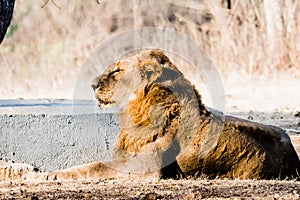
[92,73,121,110]
[92,82,116,109]
[98,101,116,108]
[96,95,116,109]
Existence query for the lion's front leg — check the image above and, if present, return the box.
[22,161,122,182]
[22,160,160,182]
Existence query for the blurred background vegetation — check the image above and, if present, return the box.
[0,0,299,99]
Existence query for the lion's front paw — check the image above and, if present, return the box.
[44,170,80,181]
[22,170,80,182]
[22,172,48,182]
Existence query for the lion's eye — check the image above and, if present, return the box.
[109,68,123,77]
[113,66,119,71]
[113,69,120,74]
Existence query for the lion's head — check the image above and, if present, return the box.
[92,49,206,112]
[92,49,209,173]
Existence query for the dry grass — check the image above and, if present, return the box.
[1,178,300,199]
[0,0,299,99]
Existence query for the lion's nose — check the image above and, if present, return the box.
[91,76,100,91]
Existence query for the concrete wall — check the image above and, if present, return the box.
[0,100,119,172]
[1,100,299,172]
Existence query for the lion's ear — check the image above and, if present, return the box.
[149,49,170,65]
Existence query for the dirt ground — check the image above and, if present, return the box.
[0,178,299,199]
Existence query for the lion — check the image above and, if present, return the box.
[89,49,300,180]
[17,49,300,181]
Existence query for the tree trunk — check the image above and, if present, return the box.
[0,0,15,44]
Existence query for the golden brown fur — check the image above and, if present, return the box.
[93,49,300,179]
[17,49,300,181]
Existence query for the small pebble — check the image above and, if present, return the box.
[248,116,253,120]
